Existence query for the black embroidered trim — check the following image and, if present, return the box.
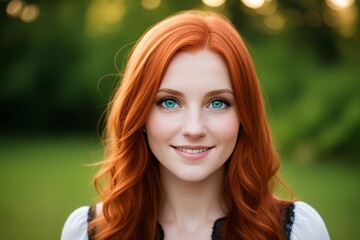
[87,205,96,240]
[283,203,295,240]
[156,217,225,240]
[211,217,226,239]
[154,204,296,239]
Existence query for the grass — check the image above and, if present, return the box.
[0,135,101,240]
[279,160,360,239]
[0,136,358,239]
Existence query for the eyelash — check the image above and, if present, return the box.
[208,97,231,109]
[156,98,181,109]
[155,97,231,109]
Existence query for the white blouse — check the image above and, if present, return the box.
[61,201,330,240]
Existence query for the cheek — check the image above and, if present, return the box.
[146,110,159,135]
[146,110,162,141]
[145,109,177,145]
[211,113,240,144]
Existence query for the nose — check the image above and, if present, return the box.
[181,108,206,139]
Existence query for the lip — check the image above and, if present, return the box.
[171,145,214,161]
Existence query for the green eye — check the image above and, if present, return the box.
[210,100,225,109]
[162,99,178,108]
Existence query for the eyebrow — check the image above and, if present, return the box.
[204,89,234,98]
[157,88,234,97]
[157,88,184,97]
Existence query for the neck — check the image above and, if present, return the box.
[158,166,226,231]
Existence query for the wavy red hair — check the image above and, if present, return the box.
[91,10,293,240]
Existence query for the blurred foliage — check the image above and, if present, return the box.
[1,0,359,161]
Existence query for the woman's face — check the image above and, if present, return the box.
[145,49,240,182]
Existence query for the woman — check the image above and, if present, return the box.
[61,10,330,240]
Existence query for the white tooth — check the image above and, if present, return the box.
[177,148,208,154]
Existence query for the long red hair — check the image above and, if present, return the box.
[91,10,293,240]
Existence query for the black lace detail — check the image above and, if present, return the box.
[156,218,225,240]
[131,204,295,239]
[87,205,96,240]
[283,203,295,240]
[211,217,226,239]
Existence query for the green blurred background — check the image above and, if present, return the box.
[1,0,359,239]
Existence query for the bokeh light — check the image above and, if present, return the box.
[142,0,161,10]
[86,0,126,34]
[326,0,355,10]
[6,0,40,23]
[241,0,266,9]
[264,13,285,31]
[254,0,277,15]
[202,0,226,8]
[6,0,24,17]
[323,1,358,38]
[19,4,40,23]
[336,5,358,37]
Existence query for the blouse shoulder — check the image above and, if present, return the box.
[61,206,90,240]
[291,201,330,240]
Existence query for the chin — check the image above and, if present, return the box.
[175,170,218,183]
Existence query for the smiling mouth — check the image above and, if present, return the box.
[172,146,214,154]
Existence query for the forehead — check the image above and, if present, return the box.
[159,49,232,90]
